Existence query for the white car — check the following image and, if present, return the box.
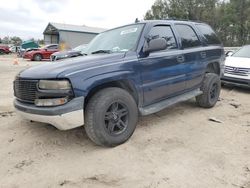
[222,45,250,88]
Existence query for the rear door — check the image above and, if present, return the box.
[195,23,224,75]
[139,25,187,106]
[174,24,204,89]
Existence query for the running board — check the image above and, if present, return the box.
[139,89,202,116]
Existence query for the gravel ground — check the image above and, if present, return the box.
[0,54,249,188]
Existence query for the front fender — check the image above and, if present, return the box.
[71,70,143,107]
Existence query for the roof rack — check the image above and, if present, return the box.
[164,18,204,23]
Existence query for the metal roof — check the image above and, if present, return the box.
[44,22,106,34]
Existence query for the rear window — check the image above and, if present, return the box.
[196,24,221,45]
[175,24,201,49]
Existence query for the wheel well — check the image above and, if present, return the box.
[206,62,220,75]
[84,80,138,109]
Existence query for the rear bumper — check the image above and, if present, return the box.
[221,76,250,88]
[14,97,84,130]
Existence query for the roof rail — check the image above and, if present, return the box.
[163,18,204,23]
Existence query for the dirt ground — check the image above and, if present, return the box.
[0,54,249,188]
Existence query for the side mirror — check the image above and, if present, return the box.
[225,51,233,56]
[143,38,167,53]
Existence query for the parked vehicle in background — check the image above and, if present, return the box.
[222,45,250,88]
[50,44,87,61]
[18,47,39,57]
[224,47,240,56]
[23,44,59,61]
[14,20,224,147]
[9,46,21,53]
[0,45,11,54]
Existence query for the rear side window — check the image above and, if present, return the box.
[148,25,177,50]
[196,24,221,45]
[48,45,58,50]
[175,24,201,49]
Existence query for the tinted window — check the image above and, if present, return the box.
[196,24,221,45]
[148,25,177,50]
[47,45,58,50]
[175,24,201,48]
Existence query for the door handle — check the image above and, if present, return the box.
[177,55,185,63]
[200,52,206,58]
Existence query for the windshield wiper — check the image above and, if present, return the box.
[91,50,112,54]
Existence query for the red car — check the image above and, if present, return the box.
[0,46,11,54]
[23,44,59,61]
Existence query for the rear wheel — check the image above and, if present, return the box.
[85,87,138,147]
[0,49,5,55]
[196,73,221,108]
[33,54,42,61]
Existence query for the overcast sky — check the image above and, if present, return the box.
[0,0,155,40]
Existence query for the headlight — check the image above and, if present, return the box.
[39,80,71,90]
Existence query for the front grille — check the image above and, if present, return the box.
[14,79,38,103]
[225,66,250,76]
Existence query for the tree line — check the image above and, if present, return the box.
[0,36,22,46]
[144,0,250,47]
[0,36,44,46]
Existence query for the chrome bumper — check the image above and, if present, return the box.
[14,97,84,130]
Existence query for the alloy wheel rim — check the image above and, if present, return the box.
[210,83,218,101]
[104,102,129,136]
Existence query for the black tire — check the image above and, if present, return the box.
[33,54,42,61]
[196,73,221,108]
[0,49,5,55]
[85,87,138,147]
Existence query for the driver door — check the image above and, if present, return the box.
[139,25,187,106]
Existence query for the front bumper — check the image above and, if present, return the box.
[221,76,250,88]
[14,97,84,130]
[23,55,31,59]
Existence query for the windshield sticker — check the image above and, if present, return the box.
[120,28,138,35]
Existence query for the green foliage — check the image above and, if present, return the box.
[10,36,22,46]
[144,0,250,46]
[1,36,22,45]
[2,36,10,44]
[37,39,44,45]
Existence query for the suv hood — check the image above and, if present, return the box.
[225,56,250,68]
[19,53,126,79]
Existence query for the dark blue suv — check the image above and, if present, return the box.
[14,20,225,147]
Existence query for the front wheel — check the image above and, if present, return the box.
[85,87,138,147]
[196,73,221,108]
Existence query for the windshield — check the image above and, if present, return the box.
[232,45,250,58]
[85,24,144,54]
[73,44,87,52]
